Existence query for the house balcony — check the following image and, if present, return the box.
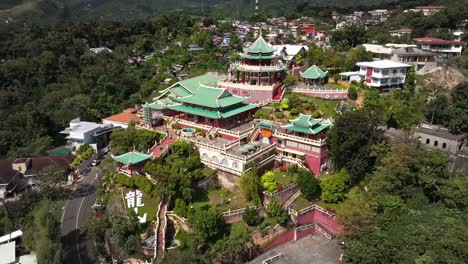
[232,63,286,73]
[219,81,280,91]
[274,131,325,147]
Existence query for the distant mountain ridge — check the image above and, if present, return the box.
[0,0,441,23]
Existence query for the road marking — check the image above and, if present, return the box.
[75,174,99,264]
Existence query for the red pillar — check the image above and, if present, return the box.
[242,72,246,84]
[258,74,261,86]
[274,72,277,84]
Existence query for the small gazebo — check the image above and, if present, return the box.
[281,114,332,140]
[111,151,152,176]
[300,65,328,85]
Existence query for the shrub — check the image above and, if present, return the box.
[297,169,321,199]
[280,100,289,110]
[312,112,322,118]
[133,176,153,194]
[261,171,278,192]
[348,85,358,100]
[320,169,351,203]
[290,108,300,116]
[116,173,134,187]
[243,207,260,226]
[174,198,188,218]
[274,112,285,119]
[283,74,297,87]
[267,198,287,225]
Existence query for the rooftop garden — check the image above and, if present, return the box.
[254,93,339,122]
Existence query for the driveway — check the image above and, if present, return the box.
[61,166,102,264]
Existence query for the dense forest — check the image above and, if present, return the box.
[0,15,231,159]
[0,0,451,23]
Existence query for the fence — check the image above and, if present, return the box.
[221,206,260,223]
[263,183,299,206]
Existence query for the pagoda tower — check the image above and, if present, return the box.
[220,35,286,103]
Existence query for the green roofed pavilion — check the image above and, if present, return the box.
[282,114,331,135]
[246,36,274,54]
[112,151,152,165]
[300,65,327,80]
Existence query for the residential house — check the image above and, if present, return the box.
[415,6,446,16]
[60,118,115,155]
[414,37,466,56]
[340,60,411,88]
[102,108,141,129]
[363,43,437,73]
[389,28,412,37]
[0,156,74,200]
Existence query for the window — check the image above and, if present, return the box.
[400,69,406,73]
[381,78,388,84]
[374,69,380,74]
[221,159,229,166]
[382,70,389,75]
[202,153,209,160]
[392,69,398,74]
[426,139,430,144]
[212,156,219,164]
[372,77,379,83]
[391,77,398,83]
[434,141,438,147]
[232,162,239,169]
[442,143,447,149]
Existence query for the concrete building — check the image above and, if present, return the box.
[415,6,446,16]
[340,60,411,88]
[411,123,468,171]
[102,108,141,129]
[60,118,116,155]
[362,44,437,74]
[415,38,466,56]
[389,28,412,37]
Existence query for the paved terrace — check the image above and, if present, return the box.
[249,235,342,264]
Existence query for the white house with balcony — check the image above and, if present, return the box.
[340,60,411,88]
[414,38,466,56]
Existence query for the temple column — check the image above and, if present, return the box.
[242,72,246,84]
[258,73,261,86]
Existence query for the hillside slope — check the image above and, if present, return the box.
[0,0,441,23]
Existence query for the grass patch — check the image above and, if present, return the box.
[292,195,314,211]
[272,169,296,186]
[326,82,348,90]
[207,187,252,212]
[316,200,345,214]
[122,187,160,223]
[284,93,339,117]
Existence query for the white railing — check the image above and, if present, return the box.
[283,191,301,209]
[262,254,283,264]
[289,204,337,219]
[178,119,212,130]
[233,63,286,72]
[221,206,258,217]
[274,131,325,146]
[219,81,280,91]
[289,87,348,93]
[201,158,244,175]
[223,144,277,163]
[294,223,333,240]
[263,182,298,197]
[276,155,308,170]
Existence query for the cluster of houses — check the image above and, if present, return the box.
[333,6,447,29]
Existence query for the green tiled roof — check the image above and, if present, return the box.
[176,86,249,108]
[148,97,177,110]
[300,65,327,79]
[168,103,258,119]
[246,36,274,54]
[289,114,321,127]
[177,74,220,93]
[112,151,152,165]
[170,85,192,97]
[282,114,331,135]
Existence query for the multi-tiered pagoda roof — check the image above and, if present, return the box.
[240,36,278,60]
[282,114,332,135]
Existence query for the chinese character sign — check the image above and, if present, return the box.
[125,190,147,223]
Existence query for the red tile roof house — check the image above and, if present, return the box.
[414,38,466,56]
[0,156,74,200]
[102,108,141,129]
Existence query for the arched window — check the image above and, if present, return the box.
[212,156,219,164]
[434,141,438,147]
[221,159,229,167]
[442,143,447,149]
[232,162,239,169]
[201,153,209,160]
[426,138,430,144]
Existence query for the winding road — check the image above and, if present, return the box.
[61,166,102,264]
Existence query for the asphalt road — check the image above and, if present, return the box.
[61,166,102,264]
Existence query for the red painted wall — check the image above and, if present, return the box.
[296,209,343,237]
[219,133,240,141]
[263,230,295,251]
[305,154,321,175]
